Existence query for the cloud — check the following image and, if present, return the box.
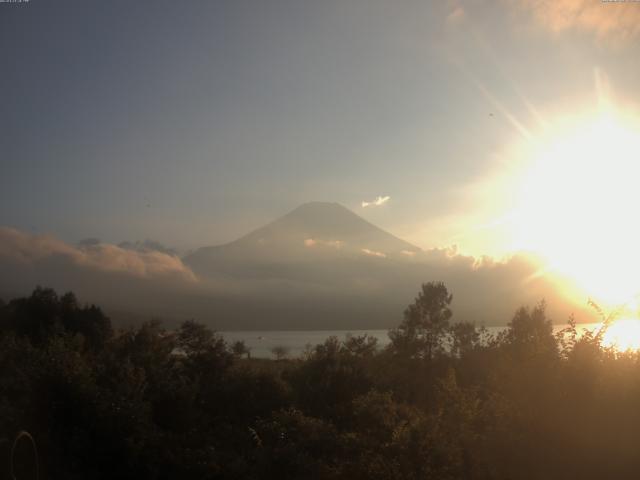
[0,227,196,282]
[118,239,178,256]
[78,238,101,247]
[304,238,344,249]
[510,0,640,44]
[0,226,595,330]
[361,248,387,258]
[361,196,390,208]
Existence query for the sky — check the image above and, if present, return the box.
[2,0,640,259]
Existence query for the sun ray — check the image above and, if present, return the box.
[469,27,549,130]
[506,82,640,309]
[449,57,533,140]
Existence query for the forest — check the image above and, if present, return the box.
[1,282,639,479]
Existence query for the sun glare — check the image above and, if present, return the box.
[601,318,640,351]
[509,105,640,307]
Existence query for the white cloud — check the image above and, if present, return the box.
[304,238,344,249]
[361,196,390,208]
[361,248,387,258]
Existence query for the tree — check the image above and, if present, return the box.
[343,333,378,358]
[8,286,62,345]
[177,320,217,356]
[3,287,113,349]
[389,282,453,360]
[449,322,480,358]
[231,340,251,359]
[287,336,373,420]
[271,345,290,360]
[60,292,112,351]
[503,301,557,359]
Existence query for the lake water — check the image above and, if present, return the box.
[220,323,603,358]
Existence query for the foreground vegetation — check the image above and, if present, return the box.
[1,283,639,479]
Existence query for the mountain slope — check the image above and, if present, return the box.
[234,201,417,254]
[184,202,421,280]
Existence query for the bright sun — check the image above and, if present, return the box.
[509,104,640,309]
[601,318,640,351]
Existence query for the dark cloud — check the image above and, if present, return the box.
[78,238,101,247]
[118,240,178,257]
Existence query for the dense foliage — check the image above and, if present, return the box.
[1,284,639,479]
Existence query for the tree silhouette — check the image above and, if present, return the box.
[389,281,453,359]
[4,285,640,479]
[271,345,290,360]
[449,321,480,358]
[232,340,251,359]
[503,301,557,359]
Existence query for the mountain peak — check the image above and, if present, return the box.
[185,201,420,272]
[279,201,365,226]
[289,201,347,211]
[283,202,356,223]
[261,202,411,249]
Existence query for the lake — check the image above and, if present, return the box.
[220,323,603,358]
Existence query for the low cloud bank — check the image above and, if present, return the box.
[0,227,196,282]
[0,226,593,328]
